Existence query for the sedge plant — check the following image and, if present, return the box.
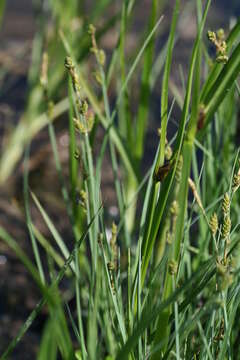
[1,1,240,359]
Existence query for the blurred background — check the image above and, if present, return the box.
[0,0,239,358]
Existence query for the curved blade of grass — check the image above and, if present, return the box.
[0,227,73,359]
[65,303,80,345]
[0,97,69,185]
[1,207,101,359]
[24,144,45,283]
[31,191,76,273]
[32,224,71,276]
[0,227,44,290]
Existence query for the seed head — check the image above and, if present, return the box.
[93,71,102,85]
[232,173,240,193]
[207,30,217,43]
[73,116,94,134]
[88,24,96,36]
[168,259,177,275]
[79,100,88,115]
[222,215,231,239]
[110,222,117,246]
[207,29,228,63]
[64,56,74,70]
[75,189,88,211]
[175,155,183,183]
[165,145,173,160]
[98,49,106,66]
[107,261,115,272]
[209,212,218,237]
[222,193,230,216]
[217,28,225,41]
[216,54,228,64]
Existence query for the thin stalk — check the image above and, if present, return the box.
[173,277,180,360]
[23,145,45,284]
[152,2,211,356]
[135,0,158,160]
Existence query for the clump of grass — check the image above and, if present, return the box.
[1,1,240,359]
